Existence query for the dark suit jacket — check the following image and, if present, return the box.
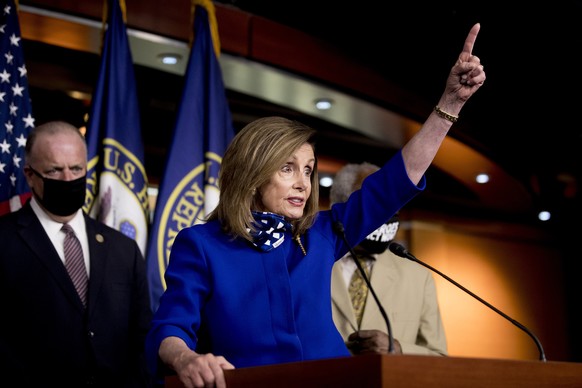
[0,202,153,387]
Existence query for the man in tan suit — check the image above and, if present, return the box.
[330,162,447,356]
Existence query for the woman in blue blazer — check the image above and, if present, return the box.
[146,23,486,387]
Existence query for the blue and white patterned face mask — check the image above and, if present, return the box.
[248,211,292,252]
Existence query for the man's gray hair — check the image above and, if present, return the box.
[329,161,380,205]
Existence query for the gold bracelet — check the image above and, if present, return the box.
[434,106,458,123]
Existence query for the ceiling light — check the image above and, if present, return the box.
[538,210,551,222]
[475,173,489,184]
[320,176,333,187]
[314,98,333,110]
[66,90,92,101]
[158,53,182,65]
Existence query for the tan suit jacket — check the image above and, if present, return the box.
[331,249,448,356]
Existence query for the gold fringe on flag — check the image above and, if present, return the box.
[191,0,221,58]
[100,0,127,50]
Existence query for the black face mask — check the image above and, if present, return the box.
[29,167,86,216]
[357,217,400,255]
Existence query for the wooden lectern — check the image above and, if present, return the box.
[165,354,582,387]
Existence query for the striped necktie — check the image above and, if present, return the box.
[62,224,88,307]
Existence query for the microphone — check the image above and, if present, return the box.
[389,242,547,362]
[333,221,396,354]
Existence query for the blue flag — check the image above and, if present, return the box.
[85,0,149,254]
[0,0,35,215]
[146,0,235,312]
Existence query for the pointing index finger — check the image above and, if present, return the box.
[463,23,481,56]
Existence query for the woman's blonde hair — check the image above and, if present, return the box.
[207,116,319,241]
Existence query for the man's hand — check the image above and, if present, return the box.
[346,330,403,355]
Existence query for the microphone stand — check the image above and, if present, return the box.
[389,242,547,362]
[333,221,396,354]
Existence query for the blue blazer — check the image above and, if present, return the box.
[146,151,424,376]
[0,202,153,387]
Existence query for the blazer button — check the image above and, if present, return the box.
[88,331,95,338]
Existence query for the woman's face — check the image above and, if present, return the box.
[256,143,314,220]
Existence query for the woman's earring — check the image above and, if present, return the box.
[252,188,256,195]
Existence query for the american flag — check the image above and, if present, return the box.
[0,0,34,215]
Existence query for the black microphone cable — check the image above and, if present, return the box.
[389,242,547,362]
[333,220,396,354]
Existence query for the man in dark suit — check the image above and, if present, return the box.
[0,121,153,387]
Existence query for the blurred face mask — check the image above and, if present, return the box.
[358,216,399,254]
[29,167,86,217]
